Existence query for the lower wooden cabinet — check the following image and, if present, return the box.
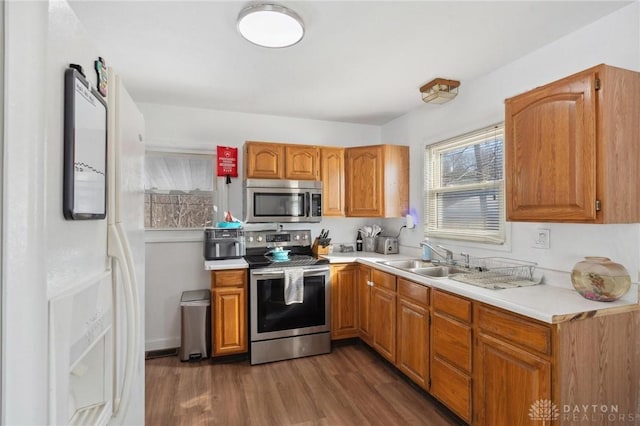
[474,304,552,426]
[475,333,551,426]
[431,290,473,423]
[357,265,373,344]
[210,269,247,356]
[351,266,639,426]
[396,279,429,390]
[330,264,359,339]
[370,270,397,363]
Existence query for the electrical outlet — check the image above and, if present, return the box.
[532,229,550,249]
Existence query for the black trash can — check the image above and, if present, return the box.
[179,290,211,361]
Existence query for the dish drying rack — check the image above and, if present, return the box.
[450,257,543,290]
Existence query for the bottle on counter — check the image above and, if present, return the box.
[356,231,363,251]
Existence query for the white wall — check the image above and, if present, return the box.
[382,2,640,285]
[3,1,109,423]
[140,103,382,349]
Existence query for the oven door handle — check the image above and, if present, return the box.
[252,270,285,277]
[251,266,330,277]
[301,267,330,274]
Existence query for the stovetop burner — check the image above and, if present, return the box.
[244,253,329,269]
[243,229,329,269]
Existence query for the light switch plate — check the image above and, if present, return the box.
[532,229,550,249]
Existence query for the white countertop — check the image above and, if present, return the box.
[323,252,640,324]
[204,258,249,270]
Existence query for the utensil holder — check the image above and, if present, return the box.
[312,238,330,256]
[363,237,376,252]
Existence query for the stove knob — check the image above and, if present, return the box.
[302,234,308,240]
[294,234,300,240]
[257,236,263,242]
[248,236,254,242]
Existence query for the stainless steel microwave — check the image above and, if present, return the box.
[243,179,322,223]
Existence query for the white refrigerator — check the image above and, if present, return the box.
[106,71,146,426]
[49,71,145,425]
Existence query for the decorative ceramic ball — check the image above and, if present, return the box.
[570,257,631,302]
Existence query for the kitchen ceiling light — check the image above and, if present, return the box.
[237,4,305,48]
[420,78,460,104]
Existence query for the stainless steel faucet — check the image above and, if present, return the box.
[420,242,455,265]
[460,252,470,268]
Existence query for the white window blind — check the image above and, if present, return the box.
[424,123,505,244]
[144,151,216,229]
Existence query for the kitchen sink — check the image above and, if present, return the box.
[408,265,470,278]
[379,259,471,278]
[379,259,434,269]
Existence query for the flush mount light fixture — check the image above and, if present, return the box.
[420,78,460,104]
[237,4,305,48]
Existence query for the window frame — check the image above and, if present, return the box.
[144,147,217,232]
[424,123,506,244]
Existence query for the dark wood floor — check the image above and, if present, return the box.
[145,343,466,426]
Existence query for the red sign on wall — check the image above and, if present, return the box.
[217,146,238,177]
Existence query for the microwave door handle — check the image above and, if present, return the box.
[305,192,311,218]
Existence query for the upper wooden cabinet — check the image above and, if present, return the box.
[320,147,345,216]
[244,141,319,180]
[244,142,284,179]
[345,144,409,217]
[505,64,640,223]
[285,144,320,180]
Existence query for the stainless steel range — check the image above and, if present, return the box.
[245,229,331,365]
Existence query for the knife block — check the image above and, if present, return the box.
[312,238,330,256]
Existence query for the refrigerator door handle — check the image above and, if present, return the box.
[107,223,140,423]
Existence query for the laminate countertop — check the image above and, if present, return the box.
[323,252,640,324]
[204,258,249,270]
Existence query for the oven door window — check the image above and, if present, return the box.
[256,275,325,333]
[253,192,305,218]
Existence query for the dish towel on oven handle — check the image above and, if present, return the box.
[284,268,304,304]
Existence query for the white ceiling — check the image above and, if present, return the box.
[69,1,631,125]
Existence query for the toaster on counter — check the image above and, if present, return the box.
[375,236,399,255]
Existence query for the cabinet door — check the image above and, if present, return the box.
[475,334,551,426]
[320,147,345,216]
[345,146,384,217]
[357,266,372,344]
[432,313,472,373]
[330,264,358,340]
[431,356,472,423]
[285,145,319,180]
[212,287,247,356]
[505,69,597,222]
[371,285,396,363]
[396,298,429,389]
[245,142,284,179]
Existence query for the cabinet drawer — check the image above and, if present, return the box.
[372,269,396,291]
[431,356,471,423]
[433,290,471,323]
[432,313,472,373]
[211,269,247,288]
[398,278,429,308]
[477,305,551,356]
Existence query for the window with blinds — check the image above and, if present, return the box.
[424,123,505,244]
[144,151,216,229]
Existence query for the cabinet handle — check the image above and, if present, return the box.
[368,281,374,287]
